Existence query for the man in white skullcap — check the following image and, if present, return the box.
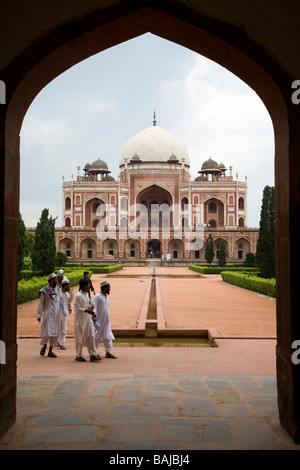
[73,278,101,362]
[93,280,117,359]
[57,277,74,350]
[56,269,64,289]
[37,273,66,358]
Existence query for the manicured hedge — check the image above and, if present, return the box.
[19,267,87,281]
[17,269,90,305]
[65,264,124,274]
[85,264,123,274]
[188,264,260,275]
[17,264,123,304]
[221,271,276,298]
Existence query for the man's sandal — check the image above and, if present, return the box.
[40,345,47,356]
[105,352,117,359]
[48,351,57,358]
[75,356,86,362]
[90,355,102,362]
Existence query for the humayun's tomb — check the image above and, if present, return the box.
[55,117,258,264]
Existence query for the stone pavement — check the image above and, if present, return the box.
[0,373,299,450]
[1,266,299,450]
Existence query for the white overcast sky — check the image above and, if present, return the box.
[20,32,274,228]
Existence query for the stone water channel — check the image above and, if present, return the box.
[109,268,212,348]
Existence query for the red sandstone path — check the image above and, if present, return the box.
[17,267,277,376]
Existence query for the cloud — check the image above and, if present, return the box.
[19,33,274,229]
[157,54,274,226]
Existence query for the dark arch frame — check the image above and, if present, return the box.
[1,5,299,442]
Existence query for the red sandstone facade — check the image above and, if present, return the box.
[55,124,258,263]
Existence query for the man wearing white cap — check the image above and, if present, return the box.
[58,278,74,350]
[37,273,66,358]
[93,280,117,359]
[74,278,101,362]
[56,269,64,289]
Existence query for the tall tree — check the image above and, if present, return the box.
[205,234,215,266]
[31,208,57,275]
[218,238,227,267]
[24,230,35,257]
[18,213,26,274]
[256,185,275,278]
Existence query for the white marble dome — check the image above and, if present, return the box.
[119,126,190,167]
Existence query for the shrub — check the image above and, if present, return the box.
[188,264,259,275]
[56,251,68,266]
[65,264,123,274]
[17,264,123,304]
[243,252,256,267]
[221,271,276,297]
[17,268,87,304]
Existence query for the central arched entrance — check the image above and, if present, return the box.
[2,4,299,443]
[148,239,161,258]
[136,184,173,231]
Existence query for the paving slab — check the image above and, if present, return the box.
[1,374,299,450]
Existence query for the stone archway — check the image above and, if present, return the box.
[81,237,97,259]
[147,239,161,258]
[1,3,299,442]
[58,237,75,258]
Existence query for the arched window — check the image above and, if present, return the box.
[208,202,217,212]
[239,217,245,227]
[65,217,71,227]
[181,197,188,211]
[93,202,100,213]
[238,197,245,210]
[120,197,128,210]
[182,217,189,228]
[120,217,128,229]
[65,197,71,210]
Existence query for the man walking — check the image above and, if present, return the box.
[58,277,74,350]
[94,280,117,359]
[83,271,95,300]
[37,273,65,358]
[74,278,101,362]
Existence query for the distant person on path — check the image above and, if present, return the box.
[84,271,95,300]
[74,278,101,362]
[57,277,74,350]
[94,280,117,359]
[37,273,66,358]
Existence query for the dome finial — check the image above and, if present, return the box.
[153,110,157,126]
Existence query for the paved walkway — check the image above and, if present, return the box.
[1,266,299,450]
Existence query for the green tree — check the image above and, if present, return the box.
[256,185,275,278]
[31,208,57,275]
[24,230,35,257]
[205,234,215,266]
[244,252,256,267]
[56,251,68,267]
[18,213,26,274]
[218,238,227,267]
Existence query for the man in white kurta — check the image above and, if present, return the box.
[74,278,101,362]
[37,273,65,357]
[94,280,117,359]
[58,277,74,349]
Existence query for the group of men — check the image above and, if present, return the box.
[36,270,117,362]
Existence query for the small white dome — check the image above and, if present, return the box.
[119,126,190,167]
